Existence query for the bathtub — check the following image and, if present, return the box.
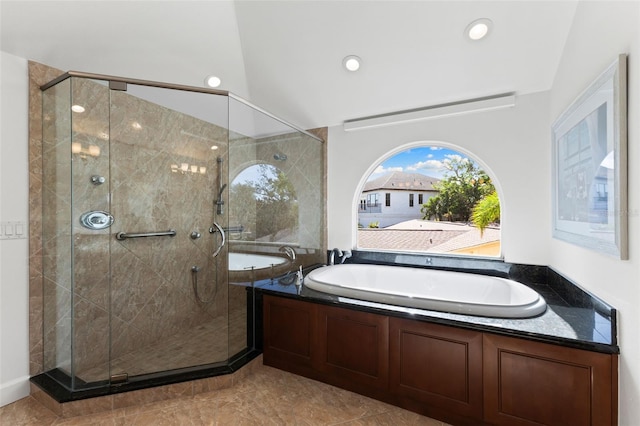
[228,252,287,272]
[303,264,547,318]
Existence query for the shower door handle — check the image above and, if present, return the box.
[209,222,226,258]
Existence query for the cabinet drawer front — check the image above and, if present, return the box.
[483,333,615,426]
[390,318,483,419]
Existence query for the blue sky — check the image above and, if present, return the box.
[233,164,274,186]
[232,146,473,186]
[368,146,470,181]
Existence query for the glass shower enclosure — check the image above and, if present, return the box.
[37,72,325,398]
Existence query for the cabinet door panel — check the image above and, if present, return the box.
[317,305,389,391]
[263,295,317,374]
[484,333,616,426]
[390,318,483,421]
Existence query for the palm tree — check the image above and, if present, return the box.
[472,191,500,236]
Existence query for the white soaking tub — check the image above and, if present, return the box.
[303,264,546,318]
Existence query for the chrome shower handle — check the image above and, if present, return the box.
[209,222,226,258]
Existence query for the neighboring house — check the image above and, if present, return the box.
[359,171,440,228]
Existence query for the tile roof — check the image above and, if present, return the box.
[363,171,440,192]
[357,220,500,253]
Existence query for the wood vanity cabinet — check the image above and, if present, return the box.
[262,295,617,426]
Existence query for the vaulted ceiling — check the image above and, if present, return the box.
[0,1,577,129]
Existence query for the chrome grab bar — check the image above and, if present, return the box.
[223,225,244,233]
[209,222,226,257]
[115,229,176,241]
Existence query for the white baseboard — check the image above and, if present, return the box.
[0,375,30,407]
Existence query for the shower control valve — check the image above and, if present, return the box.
[91,175,106,185]
[80,211,114,230]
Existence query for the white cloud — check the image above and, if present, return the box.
[406,159,444,172]
[444,154,464,162]
[367,165,403,181]
[371,165,403,176]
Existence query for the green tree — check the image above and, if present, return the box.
[421,155,495,222]
[229,182,257,235]
[253,165,298,240]
[230,164,298,241]
[471,191,500,235]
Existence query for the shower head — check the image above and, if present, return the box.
[273,153,287,161]
[218,183,228,199]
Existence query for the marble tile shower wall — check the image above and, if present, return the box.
[257,133,323,251]
[34,66,240,384]
[42,78,75,376]
[30,62,67,378]
[107,84,232,379]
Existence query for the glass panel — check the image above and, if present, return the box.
[42,78,73,384]
[108,84,229,378]
[69,77,111,386]
[227,98,325,301]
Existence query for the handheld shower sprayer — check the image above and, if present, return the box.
[218,184,227,199]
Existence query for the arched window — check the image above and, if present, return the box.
[357,145,501,257]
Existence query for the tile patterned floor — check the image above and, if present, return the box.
[1,362,450,425]
[79,307,247,382]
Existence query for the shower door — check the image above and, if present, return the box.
[107,83,232,380]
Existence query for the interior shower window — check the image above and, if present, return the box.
[357,146,501,257]
[230,164,298,242]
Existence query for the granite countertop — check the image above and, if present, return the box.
[250,252,619,355]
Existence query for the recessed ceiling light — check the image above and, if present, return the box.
[343,55,361,72]
[204,75,221,88]
[71,104,85,113]
[466,18,492,41]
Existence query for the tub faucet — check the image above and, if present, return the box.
[279,245,296,261]
[329,248,342,265]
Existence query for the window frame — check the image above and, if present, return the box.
[355,142,502,259]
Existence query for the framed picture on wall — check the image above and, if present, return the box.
[552,53,628,259]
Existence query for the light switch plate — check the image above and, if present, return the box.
[0,221,27,240]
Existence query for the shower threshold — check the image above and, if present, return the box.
[31,288,262,403]
[31,349,261,403]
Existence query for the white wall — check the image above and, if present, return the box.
[359,190,433,228]
[0,51,30,406]
[548,2,639,424]
[328,90,551,266]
